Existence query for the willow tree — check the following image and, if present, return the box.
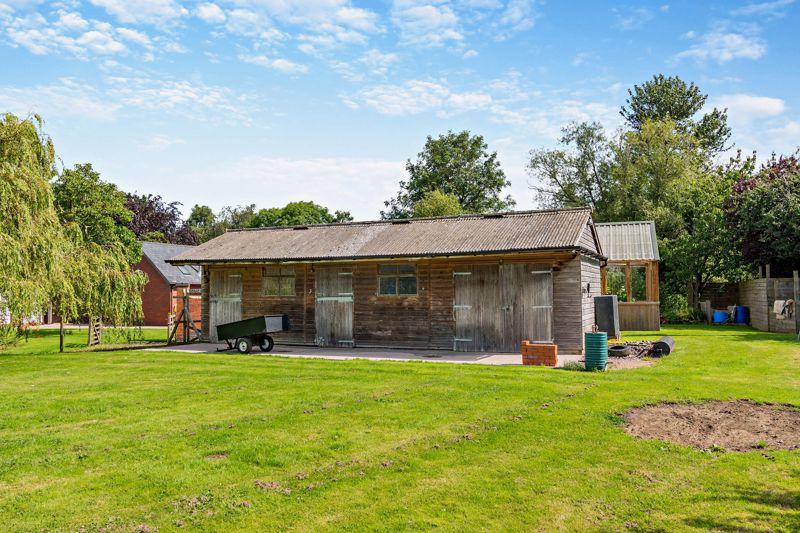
[0,114,64,322]
[0,114,146,350]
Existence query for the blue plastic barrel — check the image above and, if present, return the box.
[712,310,729,324]
[733,306,749,325]
[584,332,608,370]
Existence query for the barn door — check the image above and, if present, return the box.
[454,263,553,352]
[315,266,353,346]
[209,270,242,341]
[453,265,501,351]
[501,264,553,348]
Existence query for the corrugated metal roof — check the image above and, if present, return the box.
[141,241,202,284]
[594,221,659,261]
[169,208,601,264]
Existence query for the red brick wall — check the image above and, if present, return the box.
[172,285,202,332]
[136,258,171,326]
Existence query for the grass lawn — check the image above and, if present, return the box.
[0,326,798,531]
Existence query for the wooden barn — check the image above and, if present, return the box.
[136,242,202,327]
[168,208,606,354]
[595,221,660,331]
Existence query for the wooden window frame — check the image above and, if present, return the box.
[377,264,418,296]
[262,266,296,297]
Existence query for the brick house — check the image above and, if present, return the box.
[168,209,606,353]
[136,242,202,327]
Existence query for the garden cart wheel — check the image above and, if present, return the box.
[236,337,252,354]
[259,335,274,352]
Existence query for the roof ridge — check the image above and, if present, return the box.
[594,220,655,226]
[227,207,593,233]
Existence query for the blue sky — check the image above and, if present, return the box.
[2,0,798,219]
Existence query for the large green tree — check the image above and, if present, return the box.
[661,155,750,305]
[251,201,353,227]
[0,114,65,320]
[726,153,800,271]
[383,131,514,219]
[527,122,616,219]
[53,163,141,265]
[620,74,731,154]
[0,114,146,346]
[411,190,463,218]
[126,193,198,245]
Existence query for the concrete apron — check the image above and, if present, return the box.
[146,343,584,367]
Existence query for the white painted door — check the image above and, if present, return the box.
[209,270,242,341]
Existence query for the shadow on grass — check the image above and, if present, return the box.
[684,485,800,532]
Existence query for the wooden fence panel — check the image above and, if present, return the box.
[619,301,660,331]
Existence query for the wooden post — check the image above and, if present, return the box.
[794,270,799,339]
[766,264,771,333]
[624,262,632,302]
[59,320,64,353]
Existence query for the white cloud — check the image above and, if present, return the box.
[731,0,795,17]
[104,75,256,123]
[75,29,126,54]
[196,2,226,24]
[0,78,121,120]
[350,80,491,116]
[139,133,186,150]
[116,27,151,47]
[88,0,188,25]
[571,52,590,66]
[334,6,379,32]
[462,49,478,58]
[54,11,89,31]
[240,53,309,74]
[713,93,785,122]
[391,1,463,46]
[614,7,654,29]
[676,31,766,63]
[224,8,267,36]
[360,49,398,75]
[497,0,539,37]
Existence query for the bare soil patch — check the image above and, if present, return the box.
[623,400,800,452]
[606,357,653,370]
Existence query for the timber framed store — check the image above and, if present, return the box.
[168,208,605,354]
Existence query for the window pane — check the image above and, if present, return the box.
[263,277,279,296]
[280,276,295,296]
[605,266,627,302]
[379,265,398,275]
[280,267,294,276]
[398,276,417,295]
[631,266,647,302]
[397,264,416,274]
[379,277,397,295]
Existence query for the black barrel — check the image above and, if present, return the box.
[652,336,675,356]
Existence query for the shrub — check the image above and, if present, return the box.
[0,324,21,350]
[660,293,704,324]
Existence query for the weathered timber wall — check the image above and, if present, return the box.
[202,252,591,351]
[581,256,602,335]
[553,256,583,354]
[619,302,660,331]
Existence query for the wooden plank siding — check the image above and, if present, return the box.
[581,256,602,334]
[200,252,594,353]
[552,256,583,354]
[618,302,660,331]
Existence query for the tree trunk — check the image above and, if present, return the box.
[59,321,64,353]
